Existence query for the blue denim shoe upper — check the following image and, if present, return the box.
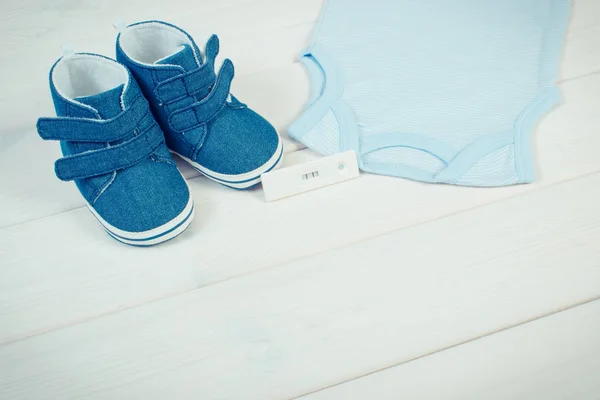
[115,21,281,182]
[37,53,191,234]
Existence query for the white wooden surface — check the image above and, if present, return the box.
[1,0,599,399]
[302,300,600,400]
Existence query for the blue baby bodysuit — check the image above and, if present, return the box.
[289,0,570,186]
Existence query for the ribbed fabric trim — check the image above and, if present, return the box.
[288,0,570,186]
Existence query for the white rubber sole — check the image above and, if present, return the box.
[174,136,284,189]
[85,195,195,246]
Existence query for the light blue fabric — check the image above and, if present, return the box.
[289,0,570,187]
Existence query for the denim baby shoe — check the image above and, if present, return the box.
[37,52,194,246]
[115,21,283,189]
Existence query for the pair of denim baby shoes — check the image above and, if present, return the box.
[37,21,283,246]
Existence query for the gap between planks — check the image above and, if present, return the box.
[293,295,600,399]
[1,171,599,399]
[2,63,600,345]
[2,168,599,348]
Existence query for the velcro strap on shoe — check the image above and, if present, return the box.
[155,65,216,105]
[54,122,164,181]
[168,59,234,132]
[204,34,220,63]
[36,96,148,143]
[155,35,220,105]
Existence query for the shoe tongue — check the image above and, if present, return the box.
[74,84,125,119]
[155,44,200,72]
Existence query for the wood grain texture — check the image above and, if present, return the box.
[2,71,600,343]
[301,300,600,400]
[1,0,600,228]
[560,0,600,82]
[1,0,599,134]
[1,173,599,399]
[0,0,322,133]
[1,0,599,398]
[1,0,599,227]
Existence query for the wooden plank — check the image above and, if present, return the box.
[301,300,600,400]
[1,0,599,135]
[560,0,600,82]
[231,64,309,153]
[0,0,321,134]
[1,70,600,342]
[1,173,599,399]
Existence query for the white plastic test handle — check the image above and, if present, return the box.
[261,151,360,202]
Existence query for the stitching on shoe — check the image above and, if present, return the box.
[205,101,227,124]
[92,170,117,205]
[226,101,246,110]
[55,122,162,180]
[192,124,207,160]
[152,154,176,166]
